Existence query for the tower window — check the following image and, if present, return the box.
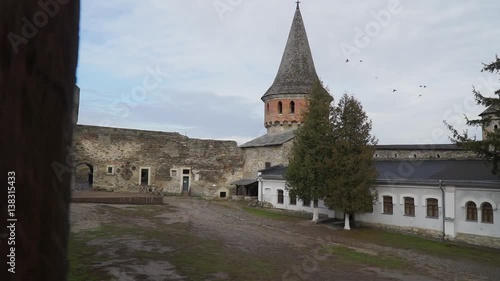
[495,125,498,130]
[266,103,269,113]
[278,101,283,114]
[290,101,295,114]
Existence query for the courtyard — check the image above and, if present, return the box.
[69,197,500,281]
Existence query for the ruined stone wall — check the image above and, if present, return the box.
[375,149,476,160]
[73,125,243,197]
[242,140,294,178]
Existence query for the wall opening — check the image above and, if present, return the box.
[290,101,295,114]
[278,101,283,114]
[140,168,150,186]
[220,191,227,198]
[74,163,93,191]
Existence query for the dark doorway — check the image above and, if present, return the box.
[140,168,149,186]
[182,176,189,192]
[74,163,93,191]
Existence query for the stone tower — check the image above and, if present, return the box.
[480,105,500,139]
[262,3,323,135]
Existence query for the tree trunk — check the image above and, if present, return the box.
[1,1,80,280]
[344,213,351,230]
[312,206,319,222]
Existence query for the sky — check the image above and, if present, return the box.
[76,0,500,145]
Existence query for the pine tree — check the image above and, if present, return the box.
[323,94,378,230]
[445,56,500,174]
[285,81,333,222]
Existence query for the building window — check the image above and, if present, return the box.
[437,154,441,158]
[383,196,393,214]
[183,169,190,175]
[171,169,177,177]
[466,201,477,221]
[404,197,415,216]
[106,165,114,175]
[290,101,295,114]
[413,154,417,158]
[265,162,271,169]
[495,125,498,130]
[426,198,439,218]
[374,153,378,158]
[303,199,310,207]
[394,154,398,158]
[278,101,283,114]
[277,189,284,204]
[290,195,297,205]
[266,103,269,113]
[481,203,494,223]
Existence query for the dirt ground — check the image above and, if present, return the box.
[69,197,500,281]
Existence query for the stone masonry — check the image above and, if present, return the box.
[73,125,244,197]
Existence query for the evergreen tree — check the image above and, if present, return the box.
[323,94,378,230]
[285,81,333,222]
[445,56,500,174]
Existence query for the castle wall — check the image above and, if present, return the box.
[242,140,294,179]
[72,125,244,197]
[375,149,476,160]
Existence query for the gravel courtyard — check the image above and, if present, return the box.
[69,197,500,281]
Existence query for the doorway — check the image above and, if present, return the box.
[140,168,150,186]
[182,176,189,192]
[74,163,93,191]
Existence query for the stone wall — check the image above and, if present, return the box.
[375,149,476,160]
[241,140,293,179]
[358,221,443,239]
[73,125,244,197]
[455,232,500,249]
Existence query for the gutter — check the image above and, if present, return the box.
[438,180,445,239]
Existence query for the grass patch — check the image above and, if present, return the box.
[326,246,407,270]
[337,228,500,267]
[241,206,307,220]
[68,233,112,281]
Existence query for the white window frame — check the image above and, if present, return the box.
[106,165,114,175]
[139,167,151,186]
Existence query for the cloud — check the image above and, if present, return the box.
[76,0,500,144]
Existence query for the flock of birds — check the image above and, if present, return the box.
[345,58,428,97]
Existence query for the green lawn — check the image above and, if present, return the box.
[335,228,500,267]
[240,206,309,220]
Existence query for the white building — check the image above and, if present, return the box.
[258,159,500,248]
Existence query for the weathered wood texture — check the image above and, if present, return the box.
[0,0,79,280]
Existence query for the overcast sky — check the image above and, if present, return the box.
[76,0,500,144]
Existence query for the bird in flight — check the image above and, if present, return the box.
[419,85,427,88]
[360,60,363,63]
[346,59,349,63]
[393,89,397,92]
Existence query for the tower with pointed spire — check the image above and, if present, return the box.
[262,2,323,135]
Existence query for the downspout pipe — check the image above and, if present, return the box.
[438,180,445,239]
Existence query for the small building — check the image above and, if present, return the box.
[258,160,500,248]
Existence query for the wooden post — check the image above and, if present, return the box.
[1,1,80,280]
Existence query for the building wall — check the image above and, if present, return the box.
[241,140,294,179]
[356,184,500,248]
[259,179,335,217]
[356,185,445,237]
[264,98,308,131]
[482,115,500,140]
[72,125,244,197]
[259,178,500,248]
[374,149,476,160]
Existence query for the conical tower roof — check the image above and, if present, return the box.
[262,4,320,101]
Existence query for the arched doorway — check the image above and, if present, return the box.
[74,163,93,191]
